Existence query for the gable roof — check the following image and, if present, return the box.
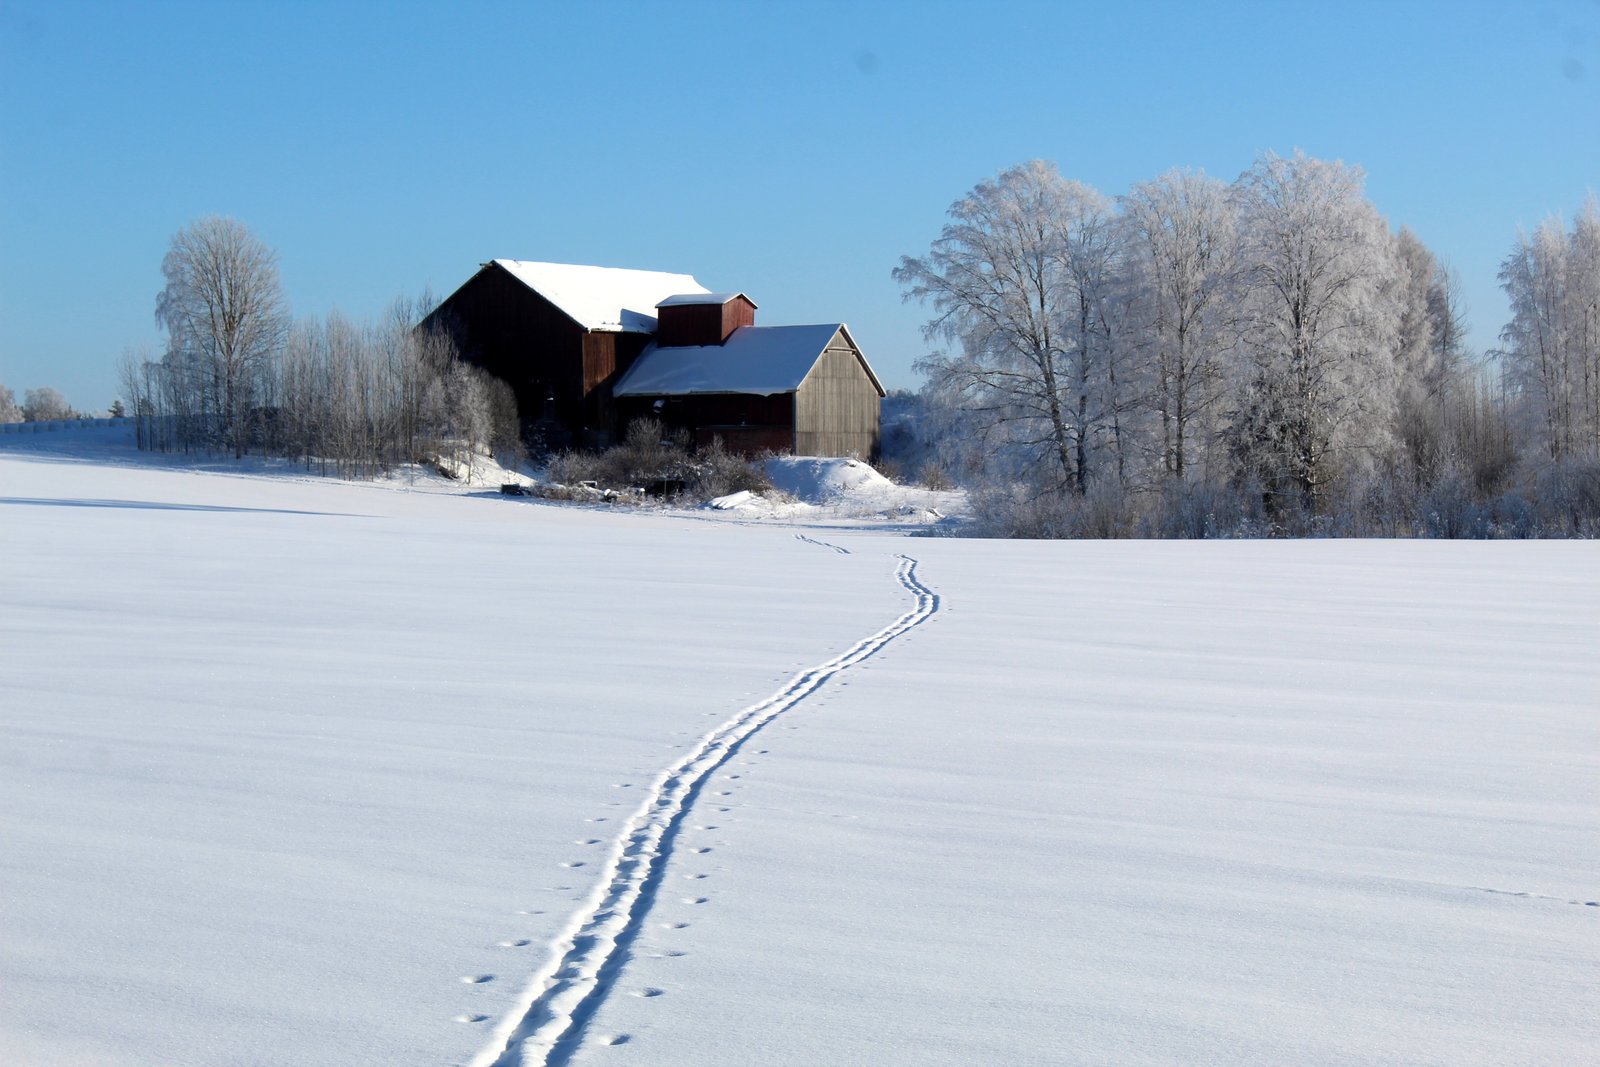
[492,259,708,333]
[656,292,757,309]
[614,324,884,398]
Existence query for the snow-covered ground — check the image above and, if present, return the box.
[2,427,1596,1066]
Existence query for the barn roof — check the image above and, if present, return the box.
[615,324,883,398]
[491,259,708,333]
[656,292,757,309]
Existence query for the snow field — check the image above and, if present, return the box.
[3,440,1597,1066]
[570,538,1598,1066]
[0,453,904,1067]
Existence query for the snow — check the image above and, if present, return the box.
[491,260,708,333]
[655,292,751,308]
[614,324,847,396]
[3,431,1597,1067]
[765,455,894,500]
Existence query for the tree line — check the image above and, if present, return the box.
[121,216,518,480]
[894,152,1598,537]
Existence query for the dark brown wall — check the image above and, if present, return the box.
[655,295,757,347]
[618,392,795,456]
[420,262,642,446]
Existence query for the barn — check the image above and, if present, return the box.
[418,259,708,449]
[421,261,884,457]
[615,293,883,458]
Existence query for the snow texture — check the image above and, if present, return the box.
[614,324,846,396]
[655,292,751,308]
[491,260,707,333]
[2,427,1596,1067]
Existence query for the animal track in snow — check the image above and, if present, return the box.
[469,555,938,1067]
[631,987,665,998]
[462,974,495,984]
[1471,886,1600,907]
[499,939,532,948]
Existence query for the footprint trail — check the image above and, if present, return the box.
[470,554,938,1067]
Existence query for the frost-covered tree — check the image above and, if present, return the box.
[1229,151,1399,513]
[156,216,289,457]
[0,383,21,423]
[1121,169,1241,483]
[22,386,74,422]
[894,160,1126,495]
[1500,199,1600,463]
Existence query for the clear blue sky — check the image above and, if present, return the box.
[2,0,1596,410]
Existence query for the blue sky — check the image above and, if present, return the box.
[2,0,1596,409]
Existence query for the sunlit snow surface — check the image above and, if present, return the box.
[2,429,1596,1066]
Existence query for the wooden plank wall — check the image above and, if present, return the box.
[794,334,881,458]
[421,264,586,439]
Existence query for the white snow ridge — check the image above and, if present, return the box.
[472,556,939,1067]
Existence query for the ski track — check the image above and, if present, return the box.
[470,553,938,1067]
[794,533,850,554]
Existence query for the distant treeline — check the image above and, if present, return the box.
[891,153,1599,538]
[0,384,119,424]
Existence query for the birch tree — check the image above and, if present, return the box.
[1500,199,1600,463]
[156,216,289,457]
[894,160,1123,495]
[1230,151,1399,512]
[1122,170,1240,483]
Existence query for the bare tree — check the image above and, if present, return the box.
[1229,151,1399,514]
[1122,169,1241,483]
[22,387,74,422]
[1500,199,1600,464]
[156,216,289,457]
[895,160,1125,496]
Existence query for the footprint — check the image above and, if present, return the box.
[586,817,608,823]
[498,939,531,948]
[665,921,690,929]
[632,987,665,998]
[726,774,741,780]
[684,896,709,905]
[602,1033,632,1046]
[718,807,731,813]
[684,873,707,880]
[577,838,602,845]
[694,847,713,854]
[455,1013,489,1023]
[560,861,586,868]
[461,974,494,984]
[716,791,732,797]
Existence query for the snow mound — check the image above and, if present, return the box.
[707,490,755,510]
[763,456,893,504]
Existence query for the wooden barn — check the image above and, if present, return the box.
[615,295,883,458]
[418,259,708,448]
[421,261,884,457]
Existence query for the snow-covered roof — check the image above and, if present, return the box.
[656,292,756,309]
[615,324,878,397]
[492,259,708,333]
